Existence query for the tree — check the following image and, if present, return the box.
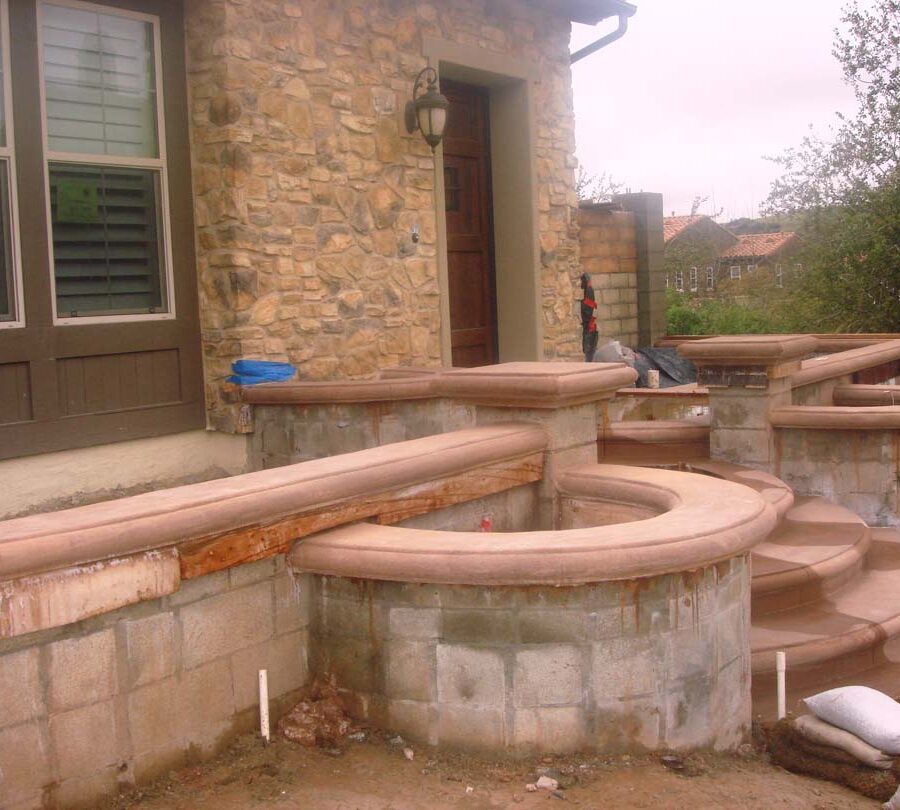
[764,0,900,331]
[575,166,623,203]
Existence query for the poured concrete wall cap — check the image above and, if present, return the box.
[437,362,638,408]
[678,335,818,366]
[290,463,776,584]
[770,405,900,430]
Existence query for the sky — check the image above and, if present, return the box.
[570,0,860,222]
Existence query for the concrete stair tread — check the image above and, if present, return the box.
[751,497,870,592]
[751,530,900,673]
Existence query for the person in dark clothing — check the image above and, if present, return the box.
[580,272,599,362]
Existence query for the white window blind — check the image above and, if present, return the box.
[42,3,158,158]
[42,2,171,321]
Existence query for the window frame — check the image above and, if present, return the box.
[674,269,684,291]
[746,263,757,274]
[775,263,783,288]
[689,266,698,292]
[730,265,741,280]
[37,0,176,325]
[705,266,714,291]
[0,0,23,330]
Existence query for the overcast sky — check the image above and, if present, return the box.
[570,0,860,222]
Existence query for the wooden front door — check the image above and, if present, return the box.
[442,80,498,367]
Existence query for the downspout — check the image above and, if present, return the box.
[570,13,631,64]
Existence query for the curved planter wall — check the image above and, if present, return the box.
[292,464,773,754]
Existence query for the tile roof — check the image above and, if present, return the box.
[663,215,706,244]
[718,232,797,260]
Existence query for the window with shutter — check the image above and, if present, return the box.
[41,1,172,321]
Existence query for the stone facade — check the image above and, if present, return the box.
[185,0,582,429]
[309,556,751,755]
[0,558,312,809]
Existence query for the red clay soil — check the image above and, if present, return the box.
[103,732,881,810]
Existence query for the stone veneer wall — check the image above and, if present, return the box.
[185,0,582,429]
[0,558,311,809]
[309,554,751,755]
[578,205,639,346]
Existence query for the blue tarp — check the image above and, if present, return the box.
[228,359,296,385]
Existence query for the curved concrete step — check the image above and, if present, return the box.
[751,530,900,695]
[598,419,709,464]
[751,497,871,615]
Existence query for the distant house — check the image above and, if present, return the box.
[663,215,799,297]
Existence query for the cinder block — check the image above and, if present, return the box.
[275,571,311,635]
[0,647,43,728]
[48,629,118,711]
[591,636,662,698]
[0,721,52,805]
[436,645,505,708]
[665,624,715,683]
[167,569,229,607]
[593,696,661,751]
[230,629,309,712]
[229,557,277,588]
[664,676,713,749]
[49,699,118,780]
[317,636,378,694]
[441,609,515,644]
[180,581,274,669]
[514,645,582,707]
[385,640,433,702]
[388,699,433,745]
[177,657,235,755]
[128,677,182,756]
[513,706,584,752]
[125,612,176,688]
[320,595,384,640]
[54,770,119,810]
[518,610,587,643]
[716,603,747,670]
[437,705,504,750]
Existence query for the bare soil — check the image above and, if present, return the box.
[103,731,882,810]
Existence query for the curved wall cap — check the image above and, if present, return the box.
[601,420,710,443]
[833,385,900,407]
[0,423,547,580]
[289,463,776,585]
[678,335,818,365]
[241,375,437,405]
[437,362,638,408]
[793,339,900,389]
[770,405,900,430]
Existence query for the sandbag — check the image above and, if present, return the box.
[886,784,900,810]
[767,719,898,802]
[804,686,900,755]
[795,714,894,769]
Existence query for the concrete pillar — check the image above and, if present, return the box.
[678,336,817,473]
[613,192,665,346]
[439,361,637,528]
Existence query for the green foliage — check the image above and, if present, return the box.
[763,0,900,332]
[665,288,789,335]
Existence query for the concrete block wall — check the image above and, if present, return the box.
[776,428,899,526]
[577,205,639,346]
[310,555,751,755]
[250,399,474,469]
[0,559,312,809]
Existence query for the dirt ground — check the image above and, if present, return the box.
[104,731,883,810]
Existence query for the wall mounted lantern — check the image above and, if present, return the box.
[405,67,449,152]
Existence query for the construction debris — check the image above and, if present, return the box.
[277,676,354,748]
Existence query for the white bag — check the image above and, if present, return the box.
[804,686,900,755]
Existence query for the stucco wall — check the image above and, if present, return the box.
[185,0,582,430]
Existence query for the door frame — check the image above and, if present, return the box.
[423,37,542,366]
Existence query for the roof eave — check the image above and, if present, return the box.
[555,0,638,25]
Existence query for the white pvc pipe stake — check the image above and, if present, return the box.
[259,668,270,743]
[776,651,787,720]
